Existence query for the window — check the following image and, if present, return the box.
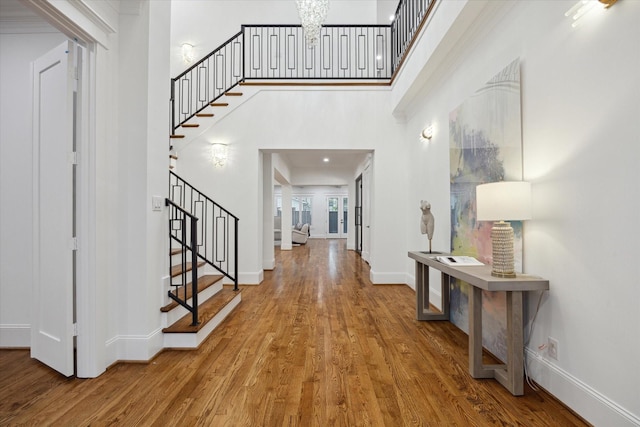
[274,195,312,225]
[292,196,312,226]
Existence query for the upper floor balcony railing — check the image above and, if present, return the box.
[171,0,436,133]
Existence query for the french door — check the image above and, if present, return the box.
[327,196,348,238]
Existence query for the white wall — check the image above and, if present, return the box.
[175,88,406,284]
[400,1,640,425]
[112,0,171,362]
[0,29,67,347]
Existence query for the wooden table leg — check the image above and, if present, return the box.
[416,262,448,321]
[504,291,524,395]
[469,285,493,378]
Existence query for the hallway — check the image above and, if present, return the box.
[0,239,586,426]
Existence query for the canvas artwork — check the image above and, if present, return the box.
[448,58,522,362]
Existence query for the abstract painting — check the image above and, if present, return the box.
[448,58,523,362]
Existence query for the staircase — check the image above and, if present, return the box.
[162,173,241,349]
[161,2,434,348]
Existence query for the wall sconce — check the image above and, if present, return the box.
[476,181,532,278]
[565,0,617,28]
[420,125,434,141]
[211,143,228,167]
[181,43,195,63]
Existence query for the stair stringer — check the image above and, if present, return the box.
[162,291,242,349]
[170,85,261,154]
[162,280,223,328]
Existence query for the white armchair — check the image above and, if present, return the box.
[292,223,309,244]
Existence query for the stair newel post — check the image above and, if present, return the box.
[190,215,199,326]
[234,218,239,291]
[241,25,246,82]
[170,78,176,135]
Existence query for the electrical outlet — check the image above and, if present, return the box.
[548,337,558,360]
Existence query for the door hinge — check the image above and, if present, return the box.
[73,323,78,337]
[69,237,78,251]
[69,152,78,165]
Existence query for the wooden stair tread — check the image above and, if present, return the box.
[160,274,224,312]
[170,248,183,255]
[170,261,205,278]
[181,123,199,128]
[196,113,214,117]
[224,92,243,96]
[169,154,178,160]
[210,102,229,107]
[170,134,185,139]
[162,287,241,333]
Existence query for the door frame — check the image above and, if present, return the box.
[355,174,363,254]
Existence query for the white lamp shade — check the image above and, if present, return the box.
[476,181,532,221]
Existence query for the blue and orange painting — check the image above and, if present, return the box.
[448,58,523,362]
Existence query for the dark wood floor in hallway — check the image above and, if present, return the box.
[1,239,586,426]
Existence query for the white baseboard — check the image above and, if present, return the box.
[525,348,640,426]
[105,328,164,363]
[263,258,275,270]
[0,324,30,347]
[237,270,263,285]
[369,270,406,284]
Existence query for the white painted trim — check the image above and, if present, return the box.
[525,348,640,427]
[104,328,164,362]
[369,270,406,284]
[263,258,275,270]
[238,270,263,285]
[22,0,115,48]
[0,324,31,347]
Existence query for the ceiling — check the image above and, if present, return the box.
[0,0,38,19]
[274,149,370,170]
[268,149,371,187]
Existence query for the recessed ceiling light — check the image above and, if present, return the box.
[323,158,330,162]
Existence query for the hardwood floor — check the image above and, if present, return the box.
[1,239,588,426]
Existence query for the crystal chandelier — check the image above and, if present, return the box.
[296,0,329,46]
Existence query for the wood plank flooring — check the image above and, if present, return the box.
[0,239,588,426]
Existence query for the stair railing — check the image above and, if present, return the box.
[166,199,200,326]
[169,171,239,291]
[390,0,436,73]
[170,24,394,133]
[170,2,437,133]
[171,31,244,134]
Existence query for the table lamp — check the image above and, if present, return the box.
[476,181,532,278]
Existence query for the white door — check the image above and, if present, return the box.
[327,196,348,238]
[31,40,76,377]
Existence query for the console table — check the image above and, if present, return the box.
[408,251,549,396]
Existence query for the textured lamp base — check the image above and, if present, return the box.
[491,221,516,278]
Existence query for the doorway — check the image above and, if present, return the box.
[327,196,348,238]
